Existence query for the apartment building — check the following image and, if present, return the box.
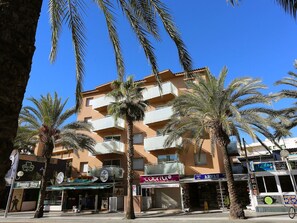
[51,68,248,212]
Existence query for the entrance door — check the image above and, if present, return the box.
[189,182,219,210]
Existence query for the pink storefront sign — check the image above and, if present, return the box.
[140,174,180,183]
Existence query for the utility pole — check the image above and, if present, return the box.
[242,138,255,211]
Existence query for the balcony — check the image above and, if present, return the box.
[91,116,125,133]
[92,141,125,155]
[143,82,178,103]
[88,166,124,179]
[144,106,173,126]
[144,162,185,175]
[144,135,182,152]
[92,96,115,112]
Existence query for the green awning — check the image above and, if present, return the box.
[47,183,113,191]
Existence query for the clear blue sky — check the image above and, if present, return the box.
[26,1,297,140]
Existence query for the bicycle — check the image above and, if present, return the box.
[284,195,297,219]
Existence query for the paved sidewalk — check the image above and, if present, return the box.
[0,209,294,222]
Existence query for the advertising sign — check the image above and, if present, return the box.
[194,173,226,180]
[140,174,179,183]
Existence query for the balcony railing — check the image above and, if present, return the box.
[143,82,178,101]
[144,162,185,175]
[144,135,182,152]
[91,96,115,112]
[91,116,125,132]
[92,140,125,155]
[144,106,173,125]
[88,165,124,179]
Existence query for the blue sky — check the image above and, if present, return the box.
[26,1,297,140]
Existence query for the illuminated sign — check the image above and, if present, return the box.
[140,174,179,183]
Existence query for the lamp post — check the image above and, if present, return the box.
[4,149,20,218]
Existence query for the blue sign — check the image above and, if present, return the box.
[194,173,226,180]
[253,162,274,172]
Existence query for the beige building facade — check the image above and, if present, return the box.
[51,68,247,212]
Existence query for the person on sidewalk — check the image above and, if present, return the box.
[11,196,19,211]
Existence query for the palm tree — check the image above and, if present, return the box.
[19,92,95,218]
[274,63,297,133]
[0,0,192,192]
[163,67,283,219]
[108,76,148,219]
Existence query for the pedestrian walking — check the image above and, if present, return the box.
[11,196,19,211]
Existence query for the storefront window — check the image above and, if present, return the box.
[279,175,294,192]
[256,176,278,193]
[265,176,278,192]
[256,177,265,193]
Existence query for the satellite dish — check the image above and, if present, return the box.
[56,172,64,184]
[280,149,289,158]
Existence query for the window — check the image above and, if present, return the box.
[84,117,92,122]
[80,162,89,173]
[85,97,93,107]
[156,129,163,136]
[133,158,144,170]
[103,159,120,167]
[133,133,144,144]
[194,153,207,166]
[256,176,278,193]
[279,175,294,192]
[158,154,178,163]
[104,135,121,142]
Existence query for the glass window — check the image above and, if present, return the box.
[103,159,120,167]
[80,162,89,173]
[85,97,93,107]
[158,154,178,163]
[104,135,121,141]
[156,129,163,136]
[84,117,92,122]
[133,133,144,144]
[133,158,144,170]
[264,176,278,192]
[256,177,265,193]
[279,175,294,192]
[194,153,207,166]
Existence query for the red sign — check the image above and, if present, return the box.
[140,174,179,183]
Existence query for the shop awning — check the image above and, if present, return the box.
[47,183,113,191]
[141,183,180,189]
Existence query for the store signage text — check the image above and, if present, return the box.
[140,174,179,183]
[14,181,41,189]
[194,173,226,180]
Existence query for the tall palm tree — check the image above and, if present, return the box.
[0,0,192,192]
[163,67,283,219]
[19,92,95,218]
[274,63,297,132]
[108,76,148,219]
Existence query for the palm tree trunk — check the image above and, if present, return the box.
[125,118,135,219]
[34,143,53,218]
[0,0,42,192]
[213,127,245,219]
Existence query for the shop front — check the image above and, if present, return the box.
[140,174,182,210]
[46,165,125,212]
[250,160,297,212]
[180,173,249,211]
[4,156,66,212]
